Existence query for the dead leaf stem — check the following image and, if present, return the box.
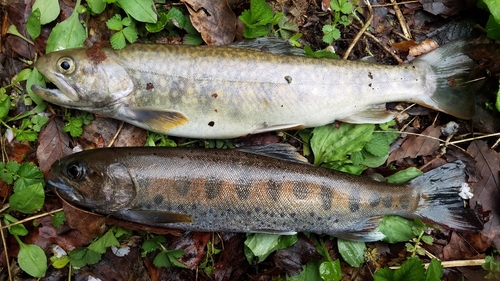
[351,24,404,64]
[343,0,374,60]
[0,208,64,230]
[389,259,486,269]
[390,0,412,39]
[0,221,12,281]
[108,121,125,147]
[371,1,419,7]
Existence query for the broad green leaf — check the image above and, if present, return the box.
[26,68,47,112]
[487,15,500,40]
[153,249,187,268]
[243,25,269,39]
[27,8,41,40]
[122,26,138,43]
[9,182,45,213]
[166,7,186,29]
[385,167,423,184]
[116,0,157,23]
[183,33,204,46]
[425,259,443,281]
[421,235,433,245]
[69,248,101,269]
[88,228,120,254]
[319,259,342,281]
[0,94,10,120]
[304,45,339,59]
[13,68,32,84]
[373,267,394,281]
[7,25,32,42]
[52,211,66,228]
[18,242,48,277]
[110,31,126,50]
[239,0,274,28]
[87,0,106,14]
[146,12,168,32]
[142,235,167,253]
[483,0,500,23]
[32,0,59,24]
[364,133,390,157]
[337,239,365,267]
[311,123,374,166]
[63,117,84,137]
[4,214,29,236]
[50,255,70,269]
[46,11,86,52]
[244,233,298,263]
[362,150,388,168]
[379,215,415,243]
[14,162,44,192]
[394,257,425,281]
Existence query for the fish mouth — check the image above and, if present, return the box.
[48,179,84,203]
[31,84,80,106]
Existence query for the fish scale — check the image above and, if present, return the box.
[32,38,474,139]
[49,146,481,241]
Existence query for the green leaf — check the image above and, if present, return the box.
[146,12,168,32]
[87,0,107,14]
[50,255,70,269]
[304,45,339,59]
[46,11,86,53]
[364,133,390,157]
[496,79,500,112]
[110,31,127,50]
[13,68,32,84]
[322,25,341,44]
[239,0,274,27]
[166,7,186,29]
[421,235,433,245]
[88,228,120,254]
[122,26,138,43]
[69,248,102,269]
[27,8,41,40]
[319,259,342,281]
[287,260,322,281]
[17,242,48,277]
[52,211,66,228]
[4,214,29,236]
[106,14,123,31]
[244,233,298,263]
[394,257,425,281]
[14,162,44,192]
[373,267,394,281]
[116,0,157,23]
[183,33,204,46]
[142,235,167,254]
[486,15,500,40]
[483,0,500,23]
[337,239,365,267]
[243,25,270,39]
[425,259,443,281]
[0,94,10,120]
[385,167,423,184]
[311,123,374,166]
[153,249,187,268]
[9,182,45,213]
[145,132,177,147]
[63,116,84,137]
[26,68,47,112]
[379,215,415,243]
[32,0,60,25]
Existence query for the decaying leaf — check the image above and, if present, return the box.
[409,38,439,57]
[36,117,73,176]
[181,0,237,45]
[387,125,441,164]
[214,234,248,281]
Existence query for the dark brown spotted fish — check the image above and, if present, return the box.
[49,145,482,241]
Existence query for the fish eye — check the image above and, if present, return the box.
[64,161,87,181]
[57,57,76,74]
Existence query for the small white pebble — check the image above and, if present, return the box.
[111,245,130,257]
[88,276,102,281]
[5,129,13,143]
[459,183,474,199]
[72,145,83,153]
[441,121,459,137]
[52,245,67,258]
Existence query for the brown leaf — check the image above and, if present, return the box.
[409,38,438,57]
[467,140,500,249]
[113,123,147,147]
[169,232,211,269]
[442,232,487,260]
[37,117,73,177]
[214,233,249,281]
[391,40,418,52]
[182,0,237,45]
[387,125,441,164]
[273,233,322,276]
[419,0,476,17]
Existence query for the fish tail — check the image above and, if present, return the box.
[410,161,483,231]
[413,38,475,119]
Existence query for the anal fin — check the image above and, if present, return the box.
[338,104,394,124]
[252,123,305,134]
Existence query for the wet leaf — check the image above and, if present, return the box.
[32,0,59,25]
[319,259,342,281]
[9,182,44,213]
[425,259,443,281]
[26,8,41,40]
[116,0,157,23]
[17,242,48,277]
[337,239,365,267]
[4,214,28,236]
[387,125,441,164]
[88,228,120,254]
[245,233,298,263]
[385,167,423,184]
[46,10,86,53]
[379,216,415,243]
[36,117,73,176]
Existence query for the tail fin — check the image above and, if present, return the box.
[410,161,483,231]
[413,39,475,119]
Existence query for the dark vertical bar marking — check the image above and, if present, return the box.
[383,195,393,208]
[369,192,380,207]
[320,185,332,210]
[400,196,410,210]
[267,179,280,201]
[292,182,308,199]
[205,176,222,200]
[349,189,360,212]
[175,178,192,196]
[236,179,252,200]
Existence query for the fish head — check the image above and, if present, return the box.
[49,150,137,213]
[31,48,134,109]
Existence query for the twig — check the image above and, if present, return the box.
[352,25,404,64]
[343,0,374,59]
[449,132,500,145]
[391,0,412,39]
[0,208,64,230]
[0,221,12,281]
[108,121,125,147]
[372,0,419,7]
[389,259,486,269]
[374,130,469,153]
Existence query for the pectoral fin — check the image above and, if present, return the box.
[252,123,305,134]
[338,104,394,124]
[119,210,193,224]
[124,107,189,132]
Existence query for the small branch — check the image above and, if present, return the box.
[0,208,64,230]
[108,121,125,147]
[389,259,486,269]
[391,0,412,39]
[0,221,12,281]
[372,0,419,7]
[343,0,374,59]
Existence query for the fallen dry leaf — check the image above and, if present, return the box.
[409,38,439,57]
[182,0,237,45]
[387,125,441,164]
[273,233,322,276]
[442,232,487,260]
[36,117,73,176]
[214,233,248,281]
[169,232,211,269]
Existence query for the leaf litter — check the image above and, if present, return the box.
[1,0,500,280]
